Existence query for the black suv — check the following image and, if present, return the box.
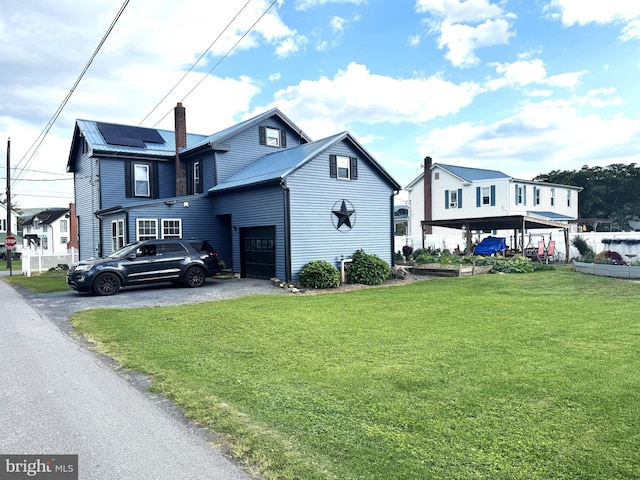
[67,239,222,295]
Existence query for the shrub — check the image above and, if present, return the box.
[594,250,626,265]
[346,249,391,285]
[572,236,595,262]
[299,260,340,289]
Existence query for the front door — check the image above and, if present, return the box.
[240,226,276,279]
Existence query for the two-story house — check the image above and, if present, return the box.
[22,208,72,256]
[66,104,402,282]
[404,159,582,258]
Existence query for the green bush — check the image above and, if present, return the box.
[299,260,340,289]
[346,249,391,285]
[572,236,595,262]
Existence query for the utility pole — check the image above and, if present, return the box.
[5,137,12,273]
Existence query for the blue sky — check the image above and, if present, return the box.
[1,0,639,208]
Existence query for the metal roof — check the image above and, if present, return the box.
[436,163,511,182]
[209,133,346,193]
[76,120,209,157]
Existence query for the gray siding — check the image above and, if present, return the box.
[287,141,395,280]
[74,152,101,259]
[99,158,175,208]
[214,185,286,279]
[216,118,308,184]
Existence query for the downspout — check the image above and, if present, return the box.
[281,179,292,282]
[391,189,401,266]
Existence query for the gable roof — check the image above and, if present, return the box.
[67,108,312,172]
[22,208,68,226]
[188,108,313,151]
[209,131,401,193]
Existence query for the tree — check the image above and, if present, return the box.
[534,163,640,230]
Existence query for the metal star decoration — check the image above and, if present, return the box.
[332,200,355,230]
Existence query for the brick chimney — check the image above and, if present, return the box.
[423,156,432,235]
[174,102,187,196]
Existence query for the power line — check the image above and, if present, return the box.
[12,0,131,187]
[139,0,252,127]
[151,0,279,128]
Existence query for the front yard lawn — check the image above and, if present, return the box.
[71,269,640,479]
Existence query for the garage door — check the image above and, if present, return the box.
[240,226,276,279]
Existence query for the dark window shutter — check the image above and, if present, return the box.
[476,187,481,207]
[280,130,287,148]
[259,126,266,145]
[152,163,159,199]
[350,157,358,179]
[329,155,337,178]
[490,185,496,206]
[125,161,132,198]
[458,188,463,208]
[515,184,519,204]
[445,190,449,209]
[523,185,527,206]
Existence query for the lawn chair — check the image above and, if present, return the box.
[546,240,556,263]
[535,241,546,263]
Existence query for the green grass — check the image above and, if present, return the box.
[2,268,69,293]
[0,260,22,271]
[71,269,640,479]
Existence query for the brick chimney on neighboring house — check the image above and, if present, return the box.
[423,156,433,235]
[67,202,79,250]
[174,102,187,196]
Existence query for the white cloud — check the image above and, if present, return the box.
[416,0,515,67]
[269,72,282,82]
[545,0,640,41]
[295,0,367,11]
[484,58,585,91]
[408,35,422,47]
[251,62,482,137]
[415,97,640,176]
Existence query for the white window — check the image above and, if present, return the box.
[482,187,491,206]
[449,190,458,209]
[337,155,350,179]
[550,188,555,206]
[162,219,182,239]
[60,237,68,244]
[112,219,125,251]
[42,236,49,250]
[193,162,200,193]
[265,127,280,146]
[535,188,541,205]
[136,219,157,241]
[134,164,150,197]
[567,190,571,207]
[59,219,68,233]
[1,219,6,231]
[517,186,524,204]
[43,224,48,233]
[434,172,439,180]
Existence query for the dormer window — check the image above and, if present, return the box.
[259,126,287,148]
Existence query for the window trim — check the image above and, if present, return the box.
[259,125,287,148]
[329,155,358,180]
[136,218,158,241]
[161,218,182,239]
[112,219,125,252]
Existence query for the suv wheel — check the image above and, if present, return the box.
[93,273,121,296]
[184,267,206,288]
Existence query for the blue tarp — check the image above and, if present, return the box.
[474,237,507,255]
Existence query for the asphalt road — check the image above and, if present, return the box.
[0,275,289,480]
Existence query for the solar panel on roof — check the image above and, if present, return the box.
[96,122,165,148]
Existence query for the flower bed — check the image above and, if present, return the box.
[573,261,640,280]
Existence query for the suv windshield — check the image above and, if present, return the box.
[108,243,142,259]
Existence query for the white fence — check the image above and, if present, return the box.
[21,248,78,277]
[397,230,640,263]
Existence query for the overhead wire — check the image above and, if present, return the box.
[138,0,253,127]
[12,0,131,187]
[149,0,279,128]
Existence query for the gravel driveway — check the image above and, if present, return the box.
[17,276,290,335]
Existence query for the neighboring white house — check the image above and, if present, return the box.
[402,161,582,257]
[22,208,71,256]
[1,202,22,257]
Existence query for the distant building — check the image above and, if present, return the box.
[22,208,72,256]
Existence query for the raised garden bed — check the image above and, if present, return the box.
[573,261,640,280]
[413,263,493,277]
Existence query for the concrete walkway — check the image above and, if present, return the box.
[0,278,254,480]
